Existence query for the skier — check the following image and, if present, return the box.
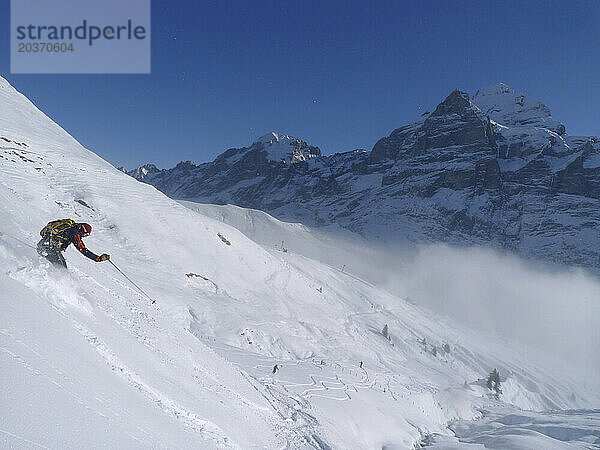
[37,219,110,269]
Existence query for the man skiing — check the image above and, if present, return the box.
[37,219,110,269]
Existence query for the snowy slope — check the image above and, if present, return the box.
[180,202,600,449]
[177,201,396,284]
[180,200,600,371]
[1,76,599,449]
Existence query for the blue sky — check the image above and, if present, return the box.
[1,0,598,169]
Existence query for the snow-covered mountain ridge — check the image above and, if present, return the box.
[1,76,599,448]
[127,83,600,272]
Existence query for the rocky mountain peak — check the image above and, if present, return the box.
[431,90,472,116]
[370,88,492,162]
[121,163,161,180]
[472,83,565,134]
[255,131,288,144]
[474,82,515,97]
[252,132,321,164]
[174,160,196,169]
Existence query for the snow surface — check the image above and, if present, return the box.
[1,76,599,449]
[472,83,563,133]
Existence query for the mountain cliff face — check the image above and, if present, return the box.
[127,84,600,270]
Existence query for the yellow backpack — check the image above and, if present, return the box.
[40,219,76,245]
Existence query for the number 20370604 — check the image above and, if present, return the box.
[18,42,74,52]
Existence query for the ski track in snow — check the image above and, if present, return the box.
[3,262,233,447]
[2,241,327,448]
[0,428,51,449]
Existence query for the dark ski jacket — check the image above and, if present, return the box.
[41,225,102,262]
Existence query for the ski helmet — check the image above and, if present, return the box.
[78,223,92,236]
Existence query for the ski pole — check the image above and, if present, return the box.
[109,260,156,304]
[0,231,36,249]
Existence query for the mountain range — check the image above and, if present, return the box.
[124,83,600,271]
